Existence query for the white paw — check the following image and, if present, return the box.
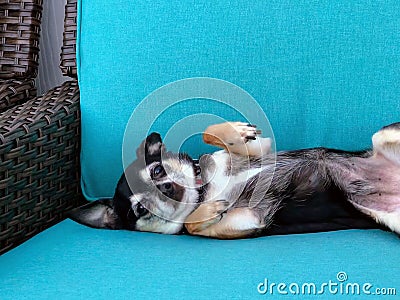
[372,124,400,165]
[373,128,400,148]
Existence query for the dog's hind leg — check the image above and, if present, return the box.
[185,201,265,239]
[372,122,400,166]
[343,122,400,234]
[351,202,400,235]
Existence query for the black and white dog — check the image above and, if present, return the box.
[70,121,400,239]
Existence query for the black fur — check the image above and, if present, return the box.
[266,185,383,235]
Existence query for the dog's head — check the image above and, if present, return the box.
[70,133,200,234]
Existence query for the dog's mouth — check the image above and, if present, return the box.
[192,158,202,184]
[191,158,206,203]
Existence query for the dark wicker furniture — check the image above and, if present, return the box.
[0,0,42,111]
[0,0,82,254]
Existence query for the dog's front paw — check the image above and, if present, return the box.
[228,122,261,145]
[225,122,271,157]
[185,200,230,234]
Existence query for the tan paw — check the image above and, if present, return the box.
[185,200,230,233]
[226,122,261,145]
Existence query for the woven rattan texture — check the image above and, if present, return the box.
[0,80,82,254]
[0,78,36,112]
[0,0,43,79]
[60,0,77,78]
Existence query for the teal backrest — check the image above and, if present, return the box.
[77,0,400,199]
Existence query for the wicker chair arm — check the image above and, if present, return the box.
[0,80,83,254]
[0,78,36,113]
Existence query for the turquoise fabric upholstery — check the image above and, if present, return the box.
[78,0,400,199]
[1,220,399,299]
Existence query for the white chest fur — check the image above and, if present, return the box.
[203,150,263,202]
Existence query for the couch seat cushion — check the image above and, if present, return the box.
[1,220,399,299]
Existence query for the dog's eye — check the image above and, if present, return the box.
[152,164,165,179]
[136,203,148,217]
[159,182,173,194]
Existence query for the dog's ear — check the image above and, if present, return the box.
[136,132,165,162]
[69,199,122,229]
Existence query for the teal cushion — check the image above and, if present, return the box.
[1,220,399,299]
[77,0,400,199]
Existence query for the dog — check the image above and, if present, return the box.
[70,121,400,239]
